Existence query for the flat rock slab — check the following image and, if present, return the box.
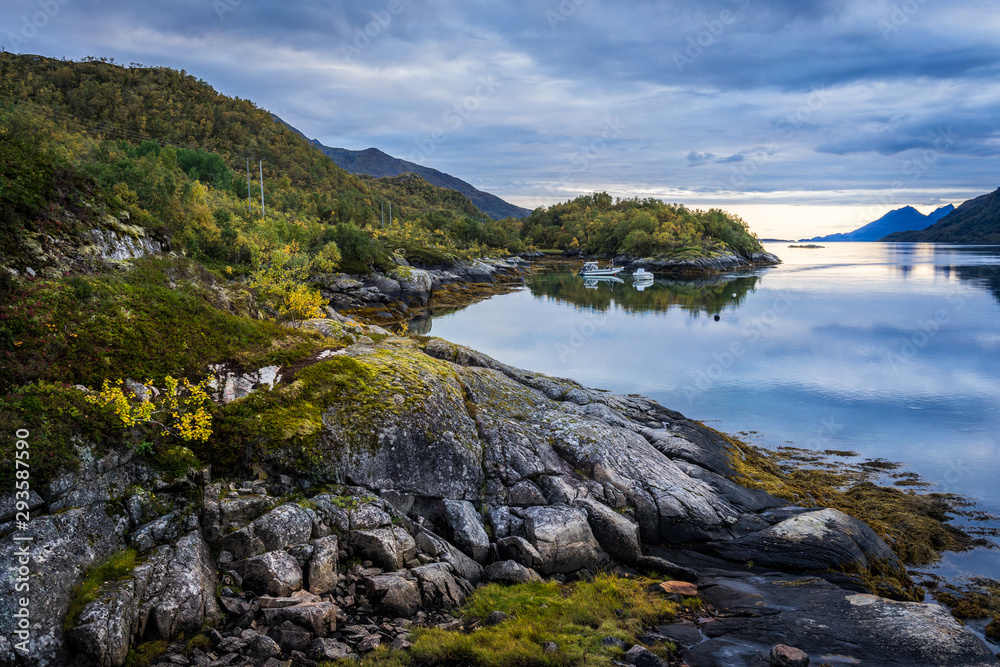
[685,572,999,667]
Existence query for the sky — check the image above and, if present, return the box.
[4,0,1000,238]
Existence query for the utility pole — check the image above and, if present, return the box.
[259,160,266,220]
[246,158,251,213]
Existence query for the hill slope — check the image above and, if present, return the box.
[882,188,1000,243]
[806,205,953,242]
[308,142,532,221]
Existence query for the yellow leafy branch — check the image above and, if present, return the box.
[86,377,214,443]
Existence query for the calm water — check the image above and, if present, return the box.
[419,243,1000,580]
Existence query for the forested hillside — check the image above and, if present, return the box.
[0,52,525,277]
[521,192,764,259]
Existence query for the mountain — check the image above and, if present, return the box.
[307,141,531,221]
[882,188,1000,243]
[804,205,954,242]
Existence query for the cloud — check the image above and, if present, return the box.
[686,151,716,164]
[4,0,1000,237]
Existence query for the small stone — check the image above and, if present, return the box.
[770,644,810,667]
[542,641,558,654]
[624,644,668,667]
[390,636,412,651]
[485,610,510,626]
[219,597,250,616]
[602,636,629,651]
[259,596,301,608]
[356,634,382,652]
[436,619,463,632]
[653,621,701,650]
[247,633,282,659]
[310,638,353,660]
[652,581,698,597]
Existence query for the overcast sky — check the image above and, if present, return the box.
[4,0,1000,237]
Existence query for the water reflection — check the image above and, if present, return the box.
[528,269,760,317]
[952,265,1000,303]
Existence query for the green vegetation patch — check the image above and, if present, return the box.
[324,574,678,667]
[521,192,764,259]
[124,640,169,667]
[0,381,120,485]
[212,341,462,473]
[64,548,139,631]
[0,257,317,393]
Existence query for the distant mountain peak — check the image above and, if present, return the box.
[804,204,954,242]
[881,188,1000,243]
[270,118,530,220]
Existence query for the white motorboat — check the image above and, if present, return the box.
[632,268,654,280]
[580,261,623,276]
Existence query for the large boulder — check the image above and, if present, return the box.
[65,581,137,667]
[441,499,490,563]
[484,560,544,585]
[0,450,150,667]
[690,571,998,666]
[410,563,474,609]
[574,497,642,565]
[351,528,403,571]
[251,503,314,552]
[243,551,304,597]
[68,532,221,666]
[307,345,485,500]
[398,268,433,306]
[519,505,606,575]
[710,508,899,574]
[365,574,421,618]
[0,505,131,667]
[132,532,222,640]
[307,535,339,595]
[219,502,313,560]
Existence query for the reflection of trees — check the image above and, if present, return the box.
[527,271,760,317]
[950,265,1000,304]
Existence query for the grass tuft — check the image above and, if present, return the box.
[64,548,139,631]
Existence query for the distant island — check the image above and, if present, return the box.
[882,187,1000,244]
[804,204,954,242]
[789,244,824,248]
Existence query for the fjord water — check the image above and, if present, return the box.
[422,242,1000,579]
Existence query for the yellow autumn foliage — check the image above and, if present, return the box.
[86,376,213,442]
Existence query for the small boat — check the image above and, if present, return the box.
[580,261,623,276]
[632,268,654,280]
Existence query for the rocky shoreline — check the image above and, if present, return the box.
[317,257,530,324]
[316,249,780,325]
[2,327,997,667]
